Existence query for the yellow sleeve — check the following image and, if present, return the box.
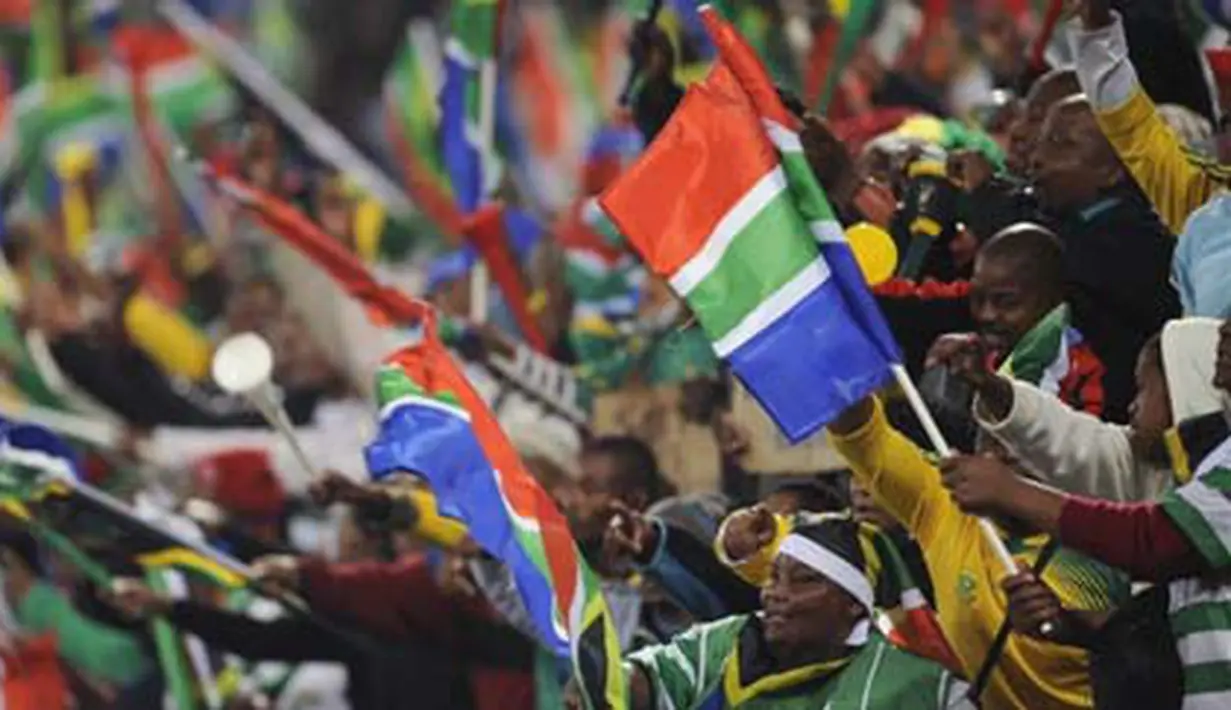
[826,398,956,546]
[388,486,471,550]
[712,512,792,587]
[122,294,213,381]
[1096,87,1221,236]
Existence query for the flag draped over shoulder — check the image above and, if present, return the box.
[598,6,900,443]
[364,331,625,710]
[998,304,1104,415]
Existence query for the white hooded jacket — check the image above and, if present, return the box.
[973,317,1227,502]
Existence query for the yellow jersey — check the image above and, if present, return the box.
[829,399,1127,710]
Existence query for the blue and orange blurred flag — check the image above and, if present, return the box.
[365,329,626,710]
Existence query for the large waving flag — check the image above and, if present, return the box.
[598,5,901,442]
[365,330,624,710]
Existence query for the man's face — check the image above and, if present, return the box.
[970,255,1055,359]
[1031,103,1121,212]
[761,556,863,656]
[1007,92,1057,176]
[1130,346,1172,452]
[1007,70,1085,175]
[566,452,635,544]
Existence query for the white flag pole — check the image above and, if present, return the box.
[890,363,1055,634]
[890,364,1017,574]
[157,0,415,217]
[468,52,499,324]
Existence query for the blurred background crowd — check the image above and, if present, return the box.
[0,0,1230,708]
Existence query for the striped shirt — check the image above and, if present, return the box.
[1160,438,1231,708]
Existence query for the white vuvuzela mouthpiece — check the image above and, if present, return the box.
[212,332,275,394]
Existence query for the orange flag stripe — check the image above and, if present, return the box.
[599,64,779,276]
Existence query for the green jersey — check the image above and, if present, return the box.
[627,615,971,709]
[1160,437,1231,708]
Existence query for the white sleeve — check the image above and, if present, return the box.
[1070,12,1139,113]
[974,380,1166,502]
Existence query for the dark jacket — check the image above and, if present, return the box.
[299,555,536,710]
[49,331,321,428]
[167,600,470,710]
[1053,188,1181,423]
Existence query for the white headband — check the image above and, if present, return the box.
[778,533,875,613]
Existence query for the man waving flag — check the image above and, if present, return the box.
[364,323,625,710]
[598,5,901,443]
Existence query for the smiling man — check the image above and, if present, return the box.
[620,517,971,710]
[969,223,1106,416]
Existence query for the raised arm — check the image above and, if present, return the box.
[974,378,1165,501]
[930,335,1165,501]
[623,616,746,710]
[827,397,955,545]
[942,455,1205,582]
[1071,2,1221,235]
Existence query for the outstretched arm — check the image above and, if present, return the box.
[942,454,1205,581]
[828,397,958,545]
[1071,1,1220,235]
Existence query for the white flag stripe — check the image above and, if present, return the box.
[1182,690,1231,710]
[445,37,478,69]
[713,258,831,357]
[762,119,803,153]
[669,166,788,297]
[378,393,472,423]
[810,219,848,245]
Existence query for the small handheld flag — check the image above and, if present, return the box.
[0,417,250,588]
[598,6,901,443]
[606,4,1021,579]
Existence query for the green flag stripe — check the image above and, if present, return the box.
[1003,305,1068,384]
[780,153,839,225]
[143,61,236,132]
[450,0,499,60]
[762,121,840,226]
[680,186,818,344]
[1200,468,1231,488]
